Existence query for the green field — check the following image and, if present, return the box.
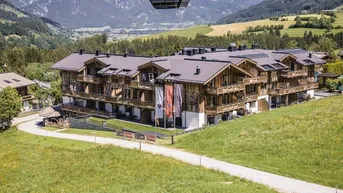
[142,25,213,39]
[281,28,343,37]
[174,96,343,188]
[88,117,183,136]
[0,129,276,193]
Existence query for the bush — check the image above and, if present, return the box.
[0,87,22,130]
[324,61,343,75]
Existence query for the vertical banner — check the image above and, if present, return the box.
[174,84,183,118]
[165,85,174,118]
[155,86,164,119]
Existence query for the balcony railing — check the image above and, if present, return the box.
[205,102,245,114]
[62,89,155,109]
[61,104,114,116]
[259,89,268,96]
[77,75,101,84]
[207,84,245,95]
[281,70,307,78]
[269,82,318,96]
[243,76,268,85]
[241,94,258,103]
[130,81,155,90]
[21,94,34,101]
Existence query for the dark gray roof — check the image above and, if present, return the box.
[156,59,229,84]
[51,53,95,71]
[273,49,326,65]
[0,73,35,91]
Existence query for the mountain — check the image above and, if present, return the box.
[218,0,343,24]
[8,0,263,29]
[0,0,72,49]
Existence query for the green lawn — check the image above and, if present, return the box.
[281,28,343,37]
[141,25,213,39]
[174,96,343,188]
[0,128,276,193]
[88,117,184,136]
[61,128,116,138]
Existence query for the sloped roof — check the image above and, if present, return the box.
[40,106,62,118]
[0,73,35,91]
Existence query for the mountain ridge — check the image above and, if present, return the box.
[8,0,264,29]
[218,0,343,24]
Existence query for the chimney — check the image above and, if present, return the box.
[252,44,260,49]
[193,49,199,55]
[79,49,85,55]
[186,50,193,56]
[239,44,246,51]
[181,49,186,55]
[201,56,207,60]
[124,50,128,57]
[106,52,110,58]
[228,43,237,52]
[196,65,201,75]
[199,48,205,54]
[309,52,312,58]
[95,49,101,56]
[211,47,216,52]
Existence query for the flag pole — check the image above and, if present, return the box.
[164,83,166,129]
[173,82,176,136]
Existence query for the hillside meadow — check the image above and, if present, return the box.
[0,128,276,193]
[174,96,343,189]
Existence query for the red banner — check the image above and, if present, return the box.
[146,134,156,142]
[165,85,173,118]
[124,131,134,139]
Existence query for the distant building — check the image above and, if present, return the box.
[0,73,36,111]
[52,46,326,129]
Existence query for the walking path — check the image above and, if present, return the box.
[15,116,342,193]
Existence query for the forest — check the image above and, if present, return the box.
[0,29,342,106]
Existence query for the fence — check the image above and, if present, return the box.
[69,117,158,142]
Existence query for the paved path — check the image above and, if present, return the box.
[16,117,342,193]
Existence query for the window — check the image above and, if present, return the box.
[222,75,229,86]
[290,63,295,71]
[4,80,11,84]
[222,94,229,104]
[13,78,21,82]
[250,102,256,108]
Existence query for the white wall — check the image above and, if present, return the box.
[182,111,205,129]
[119,105,125,114]
[105,103,112,113]
[133,107,141,120]
[63,96,71,104]
[246,101,258,113]
[22,101,30,111]
[214,115,221,124]
[307,89,315,98]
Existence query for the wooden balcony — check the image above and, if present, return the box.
[77,75,101,84]
[205,102,245,115]
[108,82,123,89]
[281,70,307,78]
[61,104,113,116]
[120,98,155,109]
[130,81,154,90]
[21,94,34,101]
[241,94,258,103]
[269,82,318,96]
[62,90,119,103]
[259,89,268,96]
[243,76,267,85]
[63,90,155,109]
[207,84,245,95]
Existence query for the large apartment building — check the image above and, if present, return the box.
[52,45,325,129]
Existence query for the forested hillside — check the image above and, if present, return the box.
[218,0,343,24]
[0,0,72,50]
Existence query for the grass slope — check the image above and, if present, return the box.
[175,96,343,188]
[0,129,276,193]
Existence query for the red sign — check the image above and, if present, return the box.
[124,131,134,139]
[146,134,156,142]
